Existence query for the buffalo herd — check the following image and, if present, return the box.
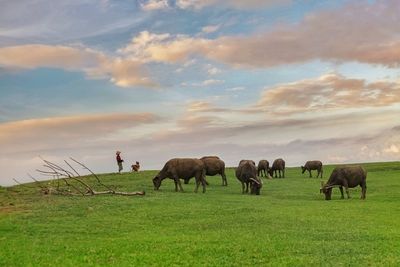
[152,156,367,200]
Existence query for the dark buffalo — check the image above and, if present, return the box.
[320,166,367,200]
[153,158,207,193]
[235,160,262,195]
[200,156,228,186]
[301,160,323,178]
[268,158,285,178]
[257,160,270,178]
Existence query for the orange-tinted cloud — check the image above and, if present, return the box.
[0,45,101,69]
[206,1,400,67]
[0,113,160,153]
[0,44,154,87]
[256,73,400,114]
[127,1,400,68]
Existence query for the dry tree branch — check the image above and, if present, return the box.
[28,173,47,188]
[31,157,145,197]
[63,160,81,177]
[60,177,86,196]
[39,160,95,195]
[94,191,146,196]
[69,157,114,192]
[13,178,35,189]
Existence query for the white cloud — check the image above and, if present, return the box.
[118,31,171,62]
[384,144,399,154]
[140,0,169,11]
[176,0,291,10]
[181,79,224,87]
[226,86,245,92]
[202,79,224,86]
[205,64,222,75]
[201,24,220,34]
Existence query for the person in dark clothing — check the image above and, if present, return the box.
[116,151,124,173]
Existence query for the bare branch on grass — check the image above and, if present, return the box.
[26,157,146,197]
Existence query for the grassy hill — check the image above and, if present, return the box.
[1,162,400,266]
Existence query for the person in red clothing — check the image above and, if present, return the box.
[116,151,124,173]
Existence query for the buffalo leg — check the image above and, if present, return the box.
[241,182,245,194]
[172,173,184,192]
[174,180,178,192]
[339,186,344,199]
[201,176,207,193]
[198,172,207,193]
[194,172,205,193]
[361,182,367,199]
[174,178,184,192]
[345,187,350,198]
[282,169,285,178]
[341,181,350,198]
[177,179,184,192]
[340,180,350,198]
[245,182,249,193]
[194,178,199,193]
[309,170,312,178]
[221,172,228,186]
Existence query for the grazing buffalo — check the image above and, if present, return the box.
[268,158,285,178]
[320,165,367,200]
[153,158,207,193]
[301,160,323,178]
[236,160,262,195]
[257,160,270,178]
[200,156,228,186]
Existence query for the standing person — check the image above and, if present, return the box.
[116,151,124,173]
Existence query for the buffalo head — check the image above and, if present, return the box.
[153,175,162,190]
[250,177,263,195]
[301,166,306,174]
[320,181,333,200]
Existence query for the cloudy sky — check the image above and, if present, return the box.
[1,0,399,185]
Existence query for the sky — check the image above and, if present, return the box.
[0,0,399,186]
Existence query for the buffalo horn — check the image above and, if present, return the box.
[249,178,260,185]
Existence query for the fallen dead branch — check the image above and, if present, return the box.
[18,157,145,197]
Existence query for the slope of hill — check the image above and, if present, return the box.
[1,162,400,266]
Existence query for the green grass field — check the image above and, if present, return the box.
[1,162,400,266]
